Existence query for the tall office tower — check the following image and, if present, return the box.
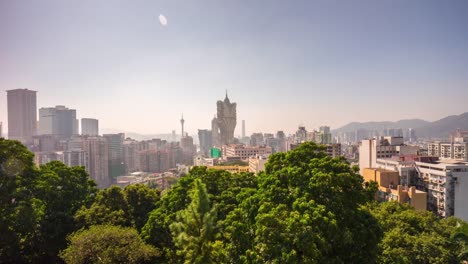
[315,126,332,144]
[407,128,417,143]
[212,93,237,145]
[198,129,213,156]
[81,118,99,136]
[180,114,185,137]
[103,133,125,178]
[242,120,246,138]
[7,89,37,144]
[38,105,78,140]
[82,137,110,188]
[180,135,196,165]
[123,139,144,173]
[295,126,307,143]
[250,133,264,146]
[276,131,285,139]
[211,116,220,146]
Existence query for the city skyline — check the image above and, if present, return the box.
[1,0,468,134]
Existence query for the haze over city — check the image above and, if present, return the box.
[1,0,468,135]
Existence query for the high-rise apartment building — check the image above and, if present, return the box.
[180,135,196,165]
[38,105,78,140]
[198,129,213,156]
[295,126,307,143]
[212,93,237,145]
[315,126,332,144]
[250,133,264,147]
[32,135,58,152]
[7,89,37,144]
[82,136,110,188]
[81,118,99,136]
[242,120,246,138]
[103,133,125,178]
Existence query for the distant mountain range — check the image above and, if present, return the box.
[333,112,468,139]
[100,129,179,142]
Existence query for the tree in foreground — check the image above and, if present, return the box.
[452,221,468,261]
[368,201,464,264]
[0,139,42,263]
[170,179,225,263]
[246,142,382,263]
[60,225,159,264]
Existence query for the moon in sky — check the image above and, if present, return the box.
[158,14,168,26]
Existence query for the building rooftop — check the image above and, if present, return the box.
[365,167,397,173]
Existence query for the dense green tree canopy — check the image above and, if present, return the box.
[0,139,42,263]
[60,225,159,264]
[231,142,382,263]
[1,139,468,263]
[33,161,97,262]
[170,179,224,263]
[368,201,464,264]
[0,139,97,263]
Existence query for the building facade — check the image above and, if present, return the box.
[212,93,237,146]
[103,133,125,178]
[38,105,78,140]
[82,136,110,188]
[7,89,37,144]
[358,136,419,175]
[198,129,213,156]
[374,157,468,221]
[248,154,269,174]
[81,118,99,136]
[222,144,272,160]
[362,168,427,211]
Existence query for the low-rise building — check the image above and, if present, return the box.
[363,168,427,211]
[248,154,269,174]
[208,165,250,174]
[374,156,468,221]
[222,144,272,160]
[427,130,468,161]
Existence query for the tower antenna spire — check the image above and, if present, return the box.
[180,113,185,137]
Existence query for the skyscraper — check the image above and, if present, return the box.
[38,105,78,140]
[7,89,37,144]
[81,118,99,136]
[212,93,237,145]
[198,129,213,156]
[242,120,246,138]
[82,136,110,188]
[0,122,3,138]
[103,133,125,178]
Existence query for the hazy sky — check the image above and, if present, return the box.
[1,0,467,136]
